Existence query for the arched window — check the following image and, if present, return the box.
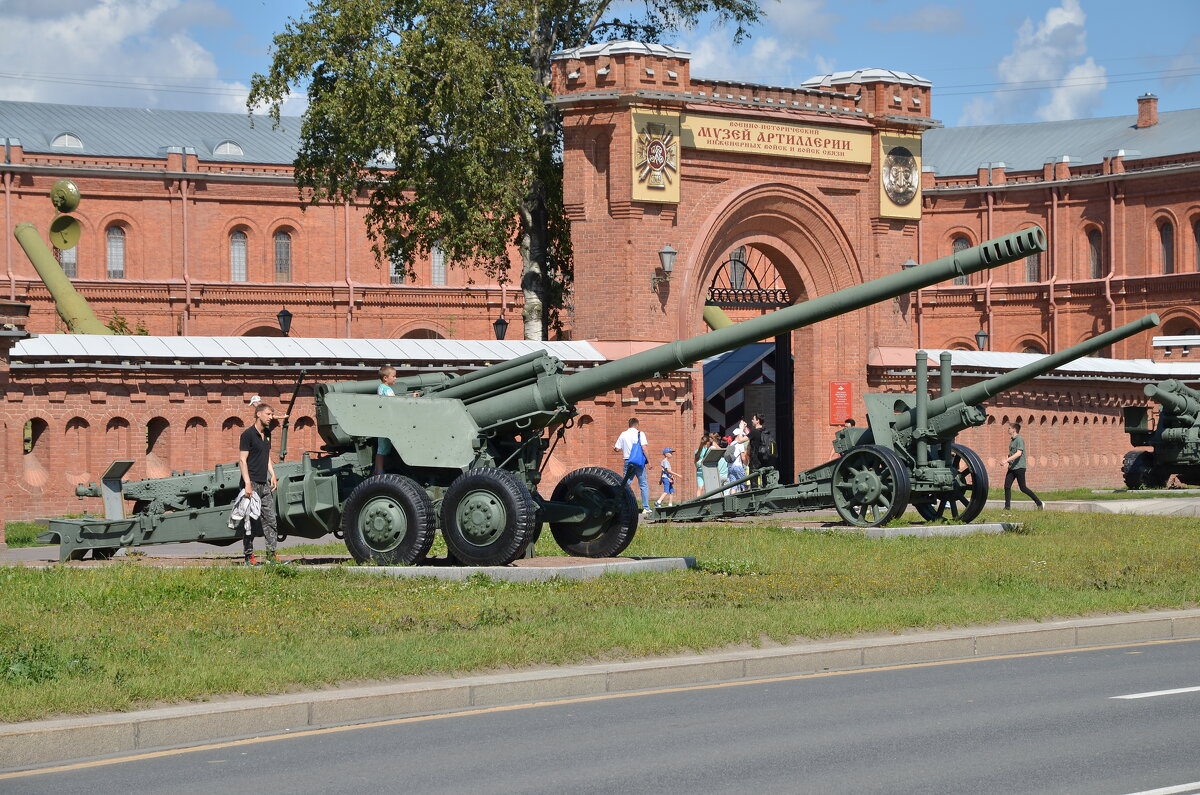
[214,140,244,156]
[1194,219,1200,272]
[430,242,446,286]
[230,230,247,282]
[52,132,83,148]
[729,246,747,290]
[390,254,407,284]
[1087,228,1104,278]
[274,231,292,282]
[1025,250,1041,283]
[951,236,971,284]
[1160,220,1175,274]
[106,226,125,279]
[58,245,78,279]
[1022,343,1046,354]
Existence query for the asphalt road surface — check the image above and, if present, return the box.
[5,639,1200,794]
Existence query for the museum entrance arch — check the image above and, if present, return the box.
[685,184,866,478]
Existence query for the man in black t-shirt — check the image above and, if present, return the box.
[747,413,775,471]
[238,402,278,564]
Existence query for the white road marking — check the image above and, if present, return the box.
[1112,685,1200,700]
[1124,782,1200,794]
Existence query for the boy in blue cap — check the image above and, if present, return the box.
[655,447,677,508]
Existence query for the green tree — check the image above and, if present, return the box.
[248,0,763,339]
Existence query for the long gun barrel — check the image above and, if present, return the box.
[1145,380,1200,418]
[893,313,1161,434]
[465,228,1047,429]
[14,223,111,335]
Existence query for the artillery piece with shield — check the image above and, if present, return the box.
[1122,379,1200,488]
[653,313,1159,527]
[43,228,1045,565]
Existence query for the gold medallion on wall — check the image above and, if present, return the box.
[632,109,680,204]
[879,133,922,220]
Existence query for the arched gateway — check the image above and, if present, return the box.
[553,42,933,472]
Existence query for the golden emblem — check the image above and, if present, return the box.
[883,145,919,206]
[636,122,678,190]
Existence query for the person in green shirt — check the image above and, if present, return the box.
[1003,423,1044,511]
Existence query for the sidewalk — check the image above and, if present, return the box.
[4,608,1199,771]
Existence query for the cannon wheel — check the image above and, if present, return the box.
[831,445,911,527]
[441,467,538,566]
[915,444,989,524]
[342,474,436,565]
[549,467,639,558]
[1122,451,1169,489]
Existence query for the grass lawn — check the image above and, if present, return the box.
[1,509,1197,723]
[3,522,49,548]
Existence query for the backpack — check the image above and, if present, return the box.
[723,444,738,464]
[756,429,777,464]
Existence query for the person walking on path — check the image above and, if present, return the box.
[238,402,279,565]
[1003,423,1044,511]
[614,418,651,513]
[656,447,677,508]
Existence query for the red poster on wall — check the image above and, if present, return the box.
[829,381,854,426]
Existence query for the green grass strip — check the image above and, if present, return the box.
[1,510,1197,722]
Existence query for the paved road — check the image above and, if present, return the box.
[5,640,1200,794]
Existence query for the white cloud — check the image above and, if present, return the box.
[0,0,249,112]
[958,0,1107,125]
[870,4,965,35]
[679,0,836,86]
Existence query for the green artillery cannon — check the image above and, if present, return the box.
[42,227,1046,564]
[1121,379,1200,488]
[653,313,1159,527]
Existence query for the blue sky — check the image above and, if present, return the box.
[0,0,1196,126]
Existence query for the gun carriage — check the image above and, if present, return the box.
[653,313,1159,527]
[40,229,1046,564]
[1122,379,1200,488]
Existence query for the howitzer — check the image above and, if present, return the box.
[13,179,112,335]
[653,313,1159,526]
[1122,379,1200,488]
[43,227,1045,564]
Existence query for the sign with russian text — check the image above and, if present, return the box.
[829,380,854,426]
[681,114,872,164]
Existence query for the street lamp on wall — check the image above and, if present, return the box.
[276,307,293,337]
[650,244,677,292]
[974,327,989,351]
[492,314,510,340]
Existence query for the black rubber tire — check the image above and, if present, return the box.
[549,467,639,558]
[1121,451,1169,489]
[831,445,911,527]
[341,474,436,565]
[440,468,538,566]
[914,444,989,524]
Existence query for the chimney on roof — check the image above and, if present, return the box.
[1136,93,1158,128]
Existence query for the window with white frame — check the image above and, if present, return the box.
[106,226,125,279]
[58,245,78,278]
[230,230,247,282]
[951,235,971,284]
[274,231,292,282]
[430,243,446,286]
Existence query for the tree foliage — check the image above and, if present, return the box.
[249,0,764,338]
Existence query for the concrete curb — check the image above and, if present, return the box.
[4,608,1200,771]
[343,557,695,582]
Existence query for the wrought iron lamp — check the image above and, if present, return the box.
[974,327,989,351]
[277,307,293,337]
[492,314,510,340]
[650,244,677,292]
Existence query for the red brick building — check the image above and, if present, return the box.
[3,42,1199,522]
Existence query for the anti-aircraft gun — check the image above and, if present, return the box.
[653,313,1159,526]
[43,227,1047,565]
[1121,379,1200,488]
